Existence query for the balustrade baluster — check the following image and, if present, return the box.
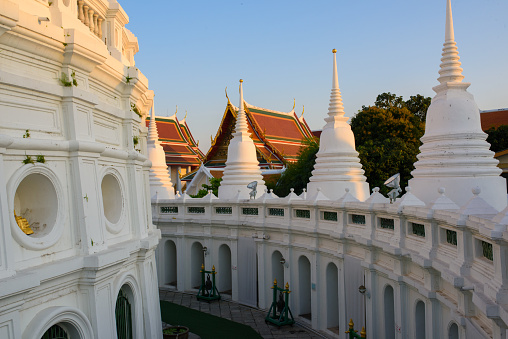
[97,18,103,39]
[77,1,84,22]
[93,14,98,36]
[88,9,94,32]
[83,5,89,26]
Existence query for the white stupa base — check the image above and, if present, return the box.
[149,166,175,200]
[307,180,369,201]
[409,176,507,211]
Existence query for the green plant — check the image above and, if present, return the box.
[133,136,139,146]
[191,178,222,198]
[59,71,77,87]
[125,75,132,84]
[48,1,53,5]
[23,129,30,138]
[36,155,45,163]
[130,104,142,117]
[71,71,78,86]
[163,328,187,335]
[23,155,34,164]
[60,72,72,86]
[62,42,67,47]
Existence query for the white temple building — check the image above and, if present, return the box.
[0,0,162,338]
[153,1,508,338]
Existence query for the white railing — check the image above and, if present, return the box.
[153,194,507,305]
[77,0,103,40]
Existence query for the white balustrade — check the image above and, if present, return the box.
[76,0,104,42]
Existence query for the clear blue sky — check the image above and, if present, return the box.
[120,0,508,152]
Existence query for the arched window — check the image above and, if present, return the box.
[298,256,311,320]
[41,324,68,339]
[415,300,425,339]
[218,244,232,294]
[115,289,133,339]
[449,322,459,339]
[326,262,339,330]
[384,285,395,339]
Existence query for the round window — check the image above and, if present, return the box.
[101,174,123,225]
[14,173,58,238]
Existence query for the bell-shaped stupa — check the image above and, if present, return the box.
[409,0,506,211]
[147,101,175,200]
[218,80,266,199]
[307,49,370,201]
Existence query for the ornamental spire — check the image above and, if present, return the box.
[235,79,249,134]
[437,0,464,84]
[218,79,266,199]
[307,49,369,201]
[327,49,346,118]
[147,101,160,145]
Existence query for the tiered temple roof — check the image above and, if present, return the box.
[204,98,314,170]
[145,115,204,168]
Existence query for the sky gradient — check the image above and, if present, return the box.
[120,0,508,152]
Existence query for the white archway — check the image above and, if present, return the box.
[164,240,177,287]
[449,322,459,339]
[384,285,395,339]
[326,262,339,330]
[415,300,426,339]
[191,241,204,289]
[113,274,143,339]
[218,244,232,294]
[23,306,93,339]
[271,250,284,287]
[298,255,311,320]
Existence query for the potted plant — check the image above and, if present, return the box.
[162,325,189,339]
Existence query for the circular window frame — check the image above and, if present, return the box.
[8,164,65,250]
[100,168,126,234]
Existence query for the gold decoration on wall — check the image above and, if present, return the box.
[14,211,34,235]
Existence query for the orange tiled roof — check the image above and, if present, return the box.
[480,109,508,131]
[204,100,313,169]
[145,116,203,167]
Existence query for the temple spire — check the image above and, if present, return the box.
[147,101,160,145]
[437,0,464,84]
[147,99,175,199]
[409,0,506,211]
[307,49,369,201]
[218,79,265,199]
[328,49,345,118]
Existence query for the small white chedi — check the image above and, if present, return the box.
[409,0,507,211]
[307,49,370,201]
[218,79,266,199]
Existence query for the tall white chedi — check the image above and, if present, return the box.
[307,49,370,201]
[147,101,175,199]
[218,80,266,199]
[409,0,506,211]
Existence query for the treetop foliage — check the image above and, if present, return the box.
[486,125,508,153]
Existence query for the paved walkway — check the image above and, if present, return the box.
[160,289,330,339]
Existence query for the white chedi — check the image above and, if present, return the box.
[218,80,266,199]
[147,101,175,200]
[307,49,369,201]
[409,0,506,211]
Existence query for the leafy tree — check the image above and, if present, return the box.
[351,102,425,195]
[486,125,508,153]
[191,178,222,198]
[405,94,432,122]
[273,139,319,197]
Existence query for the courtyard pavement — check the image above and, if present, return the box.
[160,288,331,339]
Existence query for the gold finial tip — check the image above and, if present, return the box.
[239,79,243,83]
[332,49,337,53]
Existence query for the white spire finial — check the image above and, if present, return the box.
[147,100,160,145]
[327,49,346,118]
[235,79,249,134]
[438,0,464,84]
